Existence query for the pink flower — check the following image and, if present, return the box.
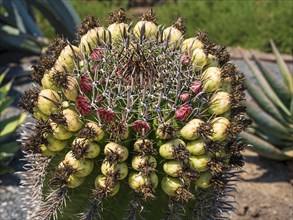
[133,120,151,134]
[190,80,202,95]
[90,47,103,61]
[180,92,190,102]
[175,105,192,121]
[97,108,115,122]
[75,95,92,116]
[79,75,92,94]
[181,55,191,66]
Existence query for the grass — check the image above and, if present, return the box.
[38,0,292,54]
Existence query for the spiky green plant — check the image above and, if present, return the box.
[0,70,26,174]
[18,9,250,220]
[240,41,293,161]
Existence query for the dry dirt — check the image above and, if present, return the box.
[229,150,293,220]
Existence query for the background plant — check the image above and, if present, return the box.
[0,70,26,174]
[0,0,80,54]
[240,41,293,160]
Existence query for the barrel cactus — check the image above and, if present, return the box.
[18,9,250,220]
[240,41,293,161]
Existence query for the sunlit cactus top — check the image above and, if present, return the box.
[18,8,251,220]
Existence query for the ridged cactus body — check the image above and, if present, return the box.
[19,9,250,220]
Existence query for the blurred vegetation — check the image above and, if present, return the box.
[0,71,26,174]
[37,0,293,54]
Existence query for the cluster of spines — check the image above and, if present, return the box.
[18,8,251,220]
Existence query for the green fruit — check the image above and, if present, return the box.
[62,109,83,132]
[45,133,67,152]
[41,70,59,91]
[55,45,80,73]
[85,122,105,141]
[66,174,85,188]
[180,119,204,140]
[72,138,100,159]
[209,91,231,115]
[64,151,94,177]
[161,176,185,197]
[95,174,120,196]
[163,26,183,48]
[181,38,203,54]
[128,172,158,190]
[163,160,183,177]
[101,162,128,180]
[108,23,129,41]
[208,117,230,142]
[104,142,129,162]
[159,139,186,159]
[50,121,73,140]
[131,155,157,171]
[37,89,61,115]
[186,138,206,155]
[196,170,213,189]
[40,144,55,156]
[189,154,212,172]
[133,21,157,39]
[201,67,222,92]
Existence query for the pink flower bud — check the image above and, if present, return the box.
[97,107,115,122]
[181,55,191,66]
[175,105,192,121]
[95,94,103,103]
[180,92,190,102]
[75,95,92,116]
[79,75,92,94]
[190,80,202,95]
[91,64,99,73]
[133,120,151,134]
[90,47,103,61]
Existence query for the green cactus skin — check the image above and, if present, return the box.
[18,9,250,220]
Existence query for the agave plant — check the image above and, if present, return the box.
[240,41,293,161]
[0,70,26,174]
[0,0,80,53]
[18,9,250,220]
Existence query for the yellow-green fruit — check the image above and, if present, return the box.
[104,142,129,162]
[133,21,157,39]
[133,138,153,153]
[64,151,94,177]
[55,45,79,73]
[40,144,55,156]
[85,122,105,141]
[181,38,203,54]
[201,67,222,92]
[180,119,204,140]
[72,138,100,159]
[33,106,49,121]
[189,154,212,172]
[208,117,230,142]
[95,174,120,196]
[131,155,157,171]
[62,109,83,132]
[207,54,219,68]
[186,138,206,155]
[66,174,85,188]
[62,75,79,101]
[108,23,129,41]
[41,70,59,91]
[45,133,67,152]
[163,26,183,48]
[101,162,128,180]
[161,176,185,197]
[192,48,208,71]
[159,139,186,159]
[37,89,61,115]
[79,27,109,53]
[156,122,174,140]
[163,160,183,177]
[128,172,158,190]
[50,121,73,140]
[209,91,231,115]
[196,171,213,189]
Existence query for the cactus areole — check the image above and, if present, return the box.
[18,9,250,220]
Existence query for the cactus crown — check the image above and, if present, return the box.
[19,9,250,220]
